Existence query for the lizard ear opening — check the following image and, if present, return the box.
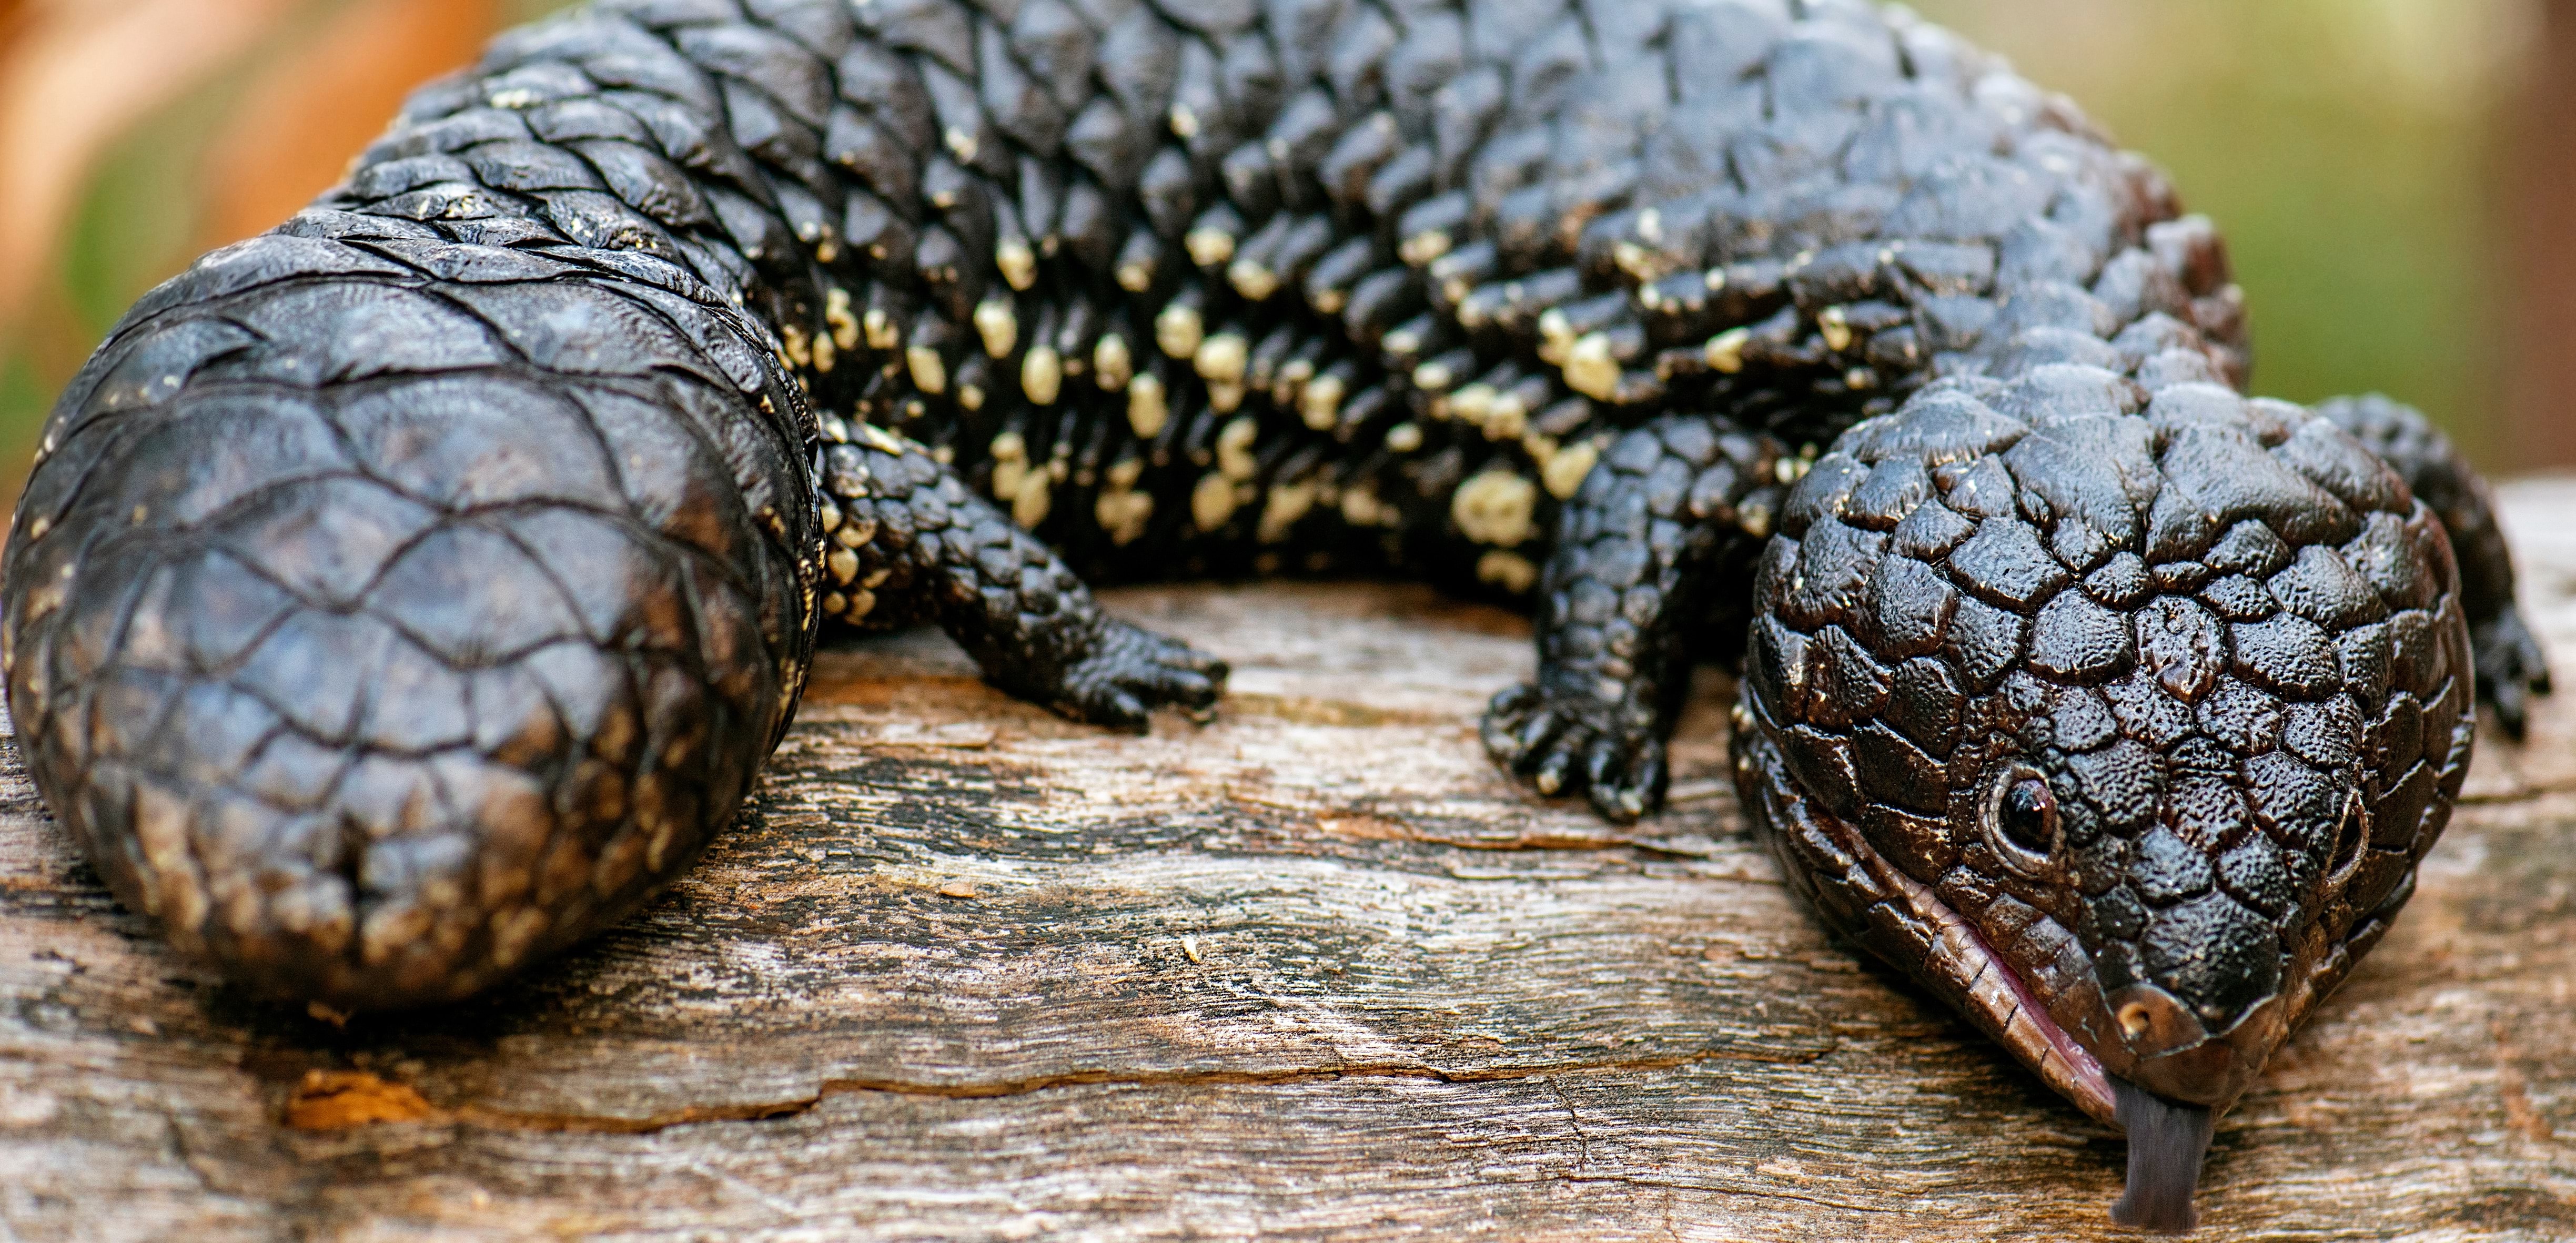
[2326,791,2369,891]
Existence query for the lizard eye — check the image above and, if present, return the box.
[1987,770,2060,872]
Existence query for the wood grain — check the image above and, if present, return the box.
[8,487,2576,1241]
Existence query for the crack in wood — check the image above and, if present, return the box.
[367,1044,1845,1137]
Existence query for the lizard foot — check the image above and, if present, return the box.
[1480,683,1668,823]
[1040,619,1229,731]
[2474,604,2553,739]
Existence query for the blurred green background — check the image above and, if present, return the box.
[0,0,2555,504]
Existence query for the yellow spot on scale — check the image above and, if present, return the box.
[973,299,1018,358]
[1543,440,1600,499]
[1612,241,1666,283]
[1155,304,1204,359]
[1299,374,1344,431]
[958,384,984,411]
[1094,334,1134,390]
[1011,470,1053,528]
[1276,357,1315,398]
[1482,394,1528,441]
[990,432,1031,504]
[1452,470,1539,547]
[1536,309,1574,365]
[1258,481,1318,543]
[826,288,860,351]
[1169,105,1200,138]
[1446,384,1493,425]
[1477,551,1539,594]
[1820,306,1854,352]
[1127,373,1169,438]
[1194,334,1248,386]
[996,238,1038,291]
[1400,230,1452,267]
[1097,484,1154,545]
[1209,381,1245,413]
[1563,334,1620,401]
[827,547,860,585]
[1216,417,1259,481]
[1117,260,1155,292]
[864,308,901,350]
[1228,260,1280,301]
[1385,423,1423,453]
[1412,359,1456,392]
[944,127,978,164]
[780,322,813,369]
[1192,472,1238,531]
[1022,347,1063,405]
[1185,227,1236,268]
[906,346,947,395]
[821,415,851,444]
[1705,327,1750,374]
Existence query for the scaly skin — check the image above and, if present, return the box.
[1,0,2548,1229]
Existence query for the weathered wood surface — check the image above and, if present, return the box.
[9,488,2576,1242]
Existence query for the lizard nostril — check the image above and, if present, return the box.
[2105,983,2212,1058]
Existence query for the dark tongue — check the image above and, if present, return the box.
[2110,1077,2217,1232]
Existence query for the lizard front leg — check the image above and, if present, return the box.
[1482,418,1790,822]
[820,429,1227,729]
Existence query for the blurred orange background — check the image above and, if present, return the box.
[0,0,2568,505]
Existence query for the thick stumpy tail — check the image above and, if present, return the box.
[3,228,819,1008]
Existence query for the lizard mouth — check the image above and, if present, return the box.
[1734,717,2227,1230]
[1866,847,2120,1124]
[1755,756,2119,1123]
[1728,709,2117,1120]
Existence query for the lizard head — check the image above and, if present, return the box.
[1732,365,2474,1231]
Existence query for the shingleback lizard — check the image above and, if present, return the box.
[2,0,2550,1230]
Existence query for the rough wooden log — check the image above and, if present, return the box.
[8,486,2576,1241]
